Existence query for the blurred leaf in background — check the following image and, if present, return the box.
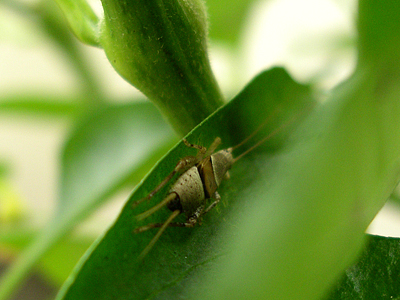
[0,0,175,297]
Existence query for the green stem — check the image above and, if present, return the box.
[100,0,224,135]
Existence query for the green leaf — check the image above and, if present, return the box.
[55,67,316,300]
[0,102,176,300]
[193,1,400,298]
[326,234,400,299]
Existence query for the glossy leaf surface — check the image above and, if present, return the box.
[327,234,400,300]
[56,68,316,299]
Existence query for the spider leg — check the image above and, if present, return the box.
[203,191,221,215]
[131,156,197,209]
[136,210,181,261]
